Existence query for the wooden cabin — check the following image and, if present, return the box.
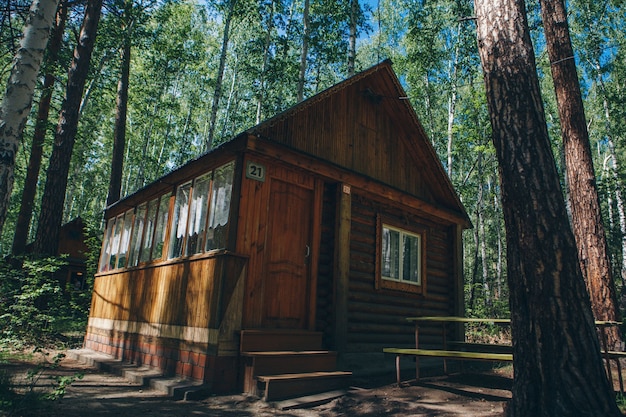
[85,60,471,398]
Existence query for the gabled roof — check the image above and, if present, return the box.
[249,60,469,225]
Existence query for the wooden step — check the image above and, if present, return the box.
[257,371,352,401]
[242,350,338,375]
[240,329,323,352]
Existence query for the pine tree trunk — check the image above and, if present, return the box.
[12,0,67,255]
[33,0,103,256]
[107,18,132,207]
[539,0,621,349]
[0,0,60,235]
[474,0,621,415]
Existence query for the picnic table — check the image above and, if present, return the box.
[384,316,512,384]
[384,316,623,388]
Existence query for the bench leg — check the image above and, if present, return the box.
[616,358,624,394]
[395,355,401,386]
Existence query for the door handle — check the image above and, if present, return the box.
[305,244,311,258]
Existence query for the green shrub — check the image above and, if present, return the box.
[0,256,73,347]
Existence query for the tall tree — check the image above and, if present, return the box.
[473,0,621,415]
[347,0,358,76]
[12,0,67,255]
[0,0,60,237]
[538,0,621,347]
[296,0,310,102]
[206,0,235,150]
[106,0,133,206]
[34,0,103,255]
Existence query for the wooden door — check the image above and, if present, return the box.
[262,178,313,328]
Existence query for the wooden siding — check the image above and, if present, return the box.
[346,193,456,353]
[253,76,430,204]
[90,253,247,341]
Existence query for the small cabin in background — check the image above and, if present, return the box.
[84,61,471,397]
[26,217,89,291]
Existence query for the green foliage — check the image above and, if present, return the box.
[0,257,87,348]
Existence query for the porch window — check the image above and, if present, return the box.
[168,181,192,259]
[127,203,146,267]
[377,216,425,294]
[98,217,116,272]
[185,173,212,255]
[152,193,171,260]
[206,161,234,251]
[168,160,235,259]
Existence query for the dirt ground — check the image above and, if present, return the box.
[2,350,514,417]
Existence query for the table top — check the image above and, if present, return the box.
[406,316,510,323]
[405,316,622,326]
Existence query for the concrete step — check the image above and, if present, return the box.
[67,348,205,400]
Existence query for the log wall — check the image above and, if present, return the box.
[343,192,456,373]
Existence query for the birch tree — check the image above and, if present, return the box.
[0,0,59,236]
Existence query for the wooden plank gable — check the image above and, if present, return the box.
[249,60,468,224]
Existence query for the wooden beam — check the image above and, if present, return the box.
[334,184,351,357]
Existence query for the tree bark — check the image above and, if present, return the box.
[474,0,621,415]
[33,0,103,256]
[539,0,621,348]
[347,0,358,76]
[106,17,132,207]
[0,0,60,236]
[206,0,234,150]
[296,0,310,102]
[11,0,67,255]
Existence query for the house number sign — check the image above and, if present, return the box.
[246,161,266,182]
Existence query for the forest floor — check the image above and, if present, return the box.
[1,348,516,417]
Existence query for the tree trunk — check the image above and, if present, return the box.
[255,0,274,125]
[347,0,358,76]
[106,18,132,207]
[33,0,103,256]
[12,0,67,255]
[206,0,234,150]
[296,0,310,102]
[539,0,621,349]
[474,0,621,415]
[0,0,60,236]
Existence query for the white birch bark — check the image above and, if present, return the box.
[0,0,60,234]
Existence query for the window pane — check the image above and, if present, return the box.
[382,226,400,279]
[403,234,420,283]
[128,203,146,267]
[109,214,124,270]
[185,173,211,255]
[116,210,134,269]
[206,162,234,251]
[98,218,115,272]
[168,182,192,259]
[152,193,171,261]
[139,198,158,263]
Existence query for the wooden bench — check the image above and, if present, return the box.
[603,351,626,393]
[383,347,513,385]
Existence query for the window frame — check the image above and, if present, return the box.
[375,214,426,295]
